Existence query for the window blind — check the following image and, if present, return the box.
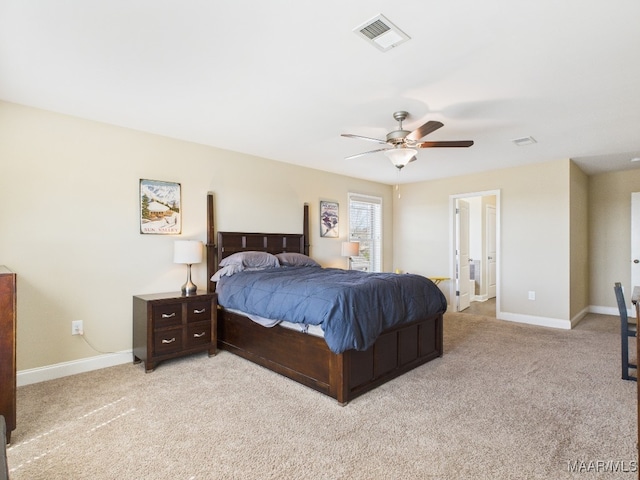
[348,193,382,272]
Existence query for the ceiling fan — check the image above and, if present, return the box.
[341,111,474,170]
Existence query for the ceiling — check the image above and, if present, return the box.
[1,1,639,185]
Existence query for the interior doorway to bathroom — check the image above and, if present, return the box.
[450,191,499,318]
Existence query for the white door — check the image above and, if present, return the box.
[486,205,497,299]
[632,192,640,289]
[457,199,471,311]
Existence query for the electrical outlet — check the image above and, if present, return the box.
[528,291,536,301]
[71,320,83,335]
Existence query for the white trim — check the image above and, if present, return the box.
[497,311,572,330]
[496,304,627,330]
[570,307,590,328]
[589,304,631,317]
[471,294,489,302]
[17,350,132,387]
[15,303,624,387]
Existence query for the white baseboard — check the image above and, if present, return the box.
[589,304,629,317]
[470,294,489,303]
[497,305,623,331]
[17,350,132,387]
[15,304,624,387]
[497,311,572,330]
[570,307,590,328]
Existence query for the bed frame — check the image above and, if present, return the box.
[206,193,443,404]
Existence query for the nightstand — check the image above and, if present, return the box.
[132,291,217,372]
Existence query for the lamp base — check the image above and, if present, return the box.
[181,264,198,296]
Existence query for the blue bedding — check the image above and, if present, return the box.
[216,266,447,353]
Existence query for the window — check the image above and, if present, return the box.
[348,193,382,272]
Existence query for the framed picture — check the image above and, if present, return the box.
[320,200,339,238]
[139,179,182,235]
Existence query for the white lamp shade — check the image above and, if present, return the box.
[384,148,417,169]
[341,241,360,257]
[173,240,203,264]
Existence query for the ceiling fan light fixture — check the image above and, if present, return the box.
[384,147,417,170]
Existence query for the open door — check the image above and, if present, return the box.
[456,199,471,311]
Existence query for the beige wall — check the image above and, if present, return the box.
[2,99,634,374]
[0,101,392,370]
[589,169,640,308]
[569,162,589,320]
[394,159,573,324]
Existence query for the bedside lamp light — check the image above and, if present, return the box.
[174,240,203,296]
[341,241,360,270]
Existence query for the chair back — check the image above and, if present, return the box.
[614,282,637,381]
[614,282,630,326]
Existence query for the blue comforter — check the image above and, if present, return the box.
[216,266,447,353]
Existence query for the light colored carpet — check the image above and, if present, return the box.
[7,312,638,479]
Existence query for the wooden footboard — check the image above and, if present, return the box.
[217,308,443,404]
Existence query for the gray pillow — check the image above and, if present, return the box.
[219,251,280,269]
[275,252,320,267]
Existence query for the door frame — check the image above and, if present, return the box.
[486,204,497,299]
[632,192,640,291]
[449,189,501,316]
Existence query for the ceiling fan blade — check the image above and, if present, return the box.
[417,140,474,148]
[405,121,444,141]
[341,133,388,145]
[345,148,390,160]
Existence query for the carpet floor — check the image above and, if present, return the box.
[6,312,638,479]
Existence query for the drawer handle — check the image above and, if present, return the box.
[161,337,176,344]
[193,308,206,314]
[193,332,206,338]
[161,313,176,319]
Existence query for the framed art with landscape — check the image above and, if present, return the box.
[139,179,181,235]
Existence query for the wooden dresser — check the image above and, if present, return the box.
[0,267,16,444]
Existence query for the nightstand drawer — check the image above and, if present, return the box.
[186,300,212,323]
[186,322,212,348]
[154,328,183,354]
[152,303,182,327]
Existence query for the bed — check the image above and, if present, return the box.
[206,193,445,404]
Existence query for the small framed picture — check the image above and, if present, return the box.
[139,179,181,235]
[320,200,339,238]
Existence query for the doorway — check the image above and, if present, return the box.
[450,191,500,318]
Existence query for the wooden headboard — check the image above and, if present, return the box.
[206,193,309,293]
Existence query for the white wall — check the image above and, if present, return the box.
[0,101,392,372]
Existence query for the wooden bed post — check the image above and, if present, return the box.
[303,203,310,256]
[206,193,216,294]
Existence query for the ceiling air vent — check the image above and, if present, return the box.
[512,136,537,147]
[353,14,410,52]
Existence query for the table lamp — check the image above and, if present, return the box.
[174,240,203,296]
[341,241,359,270]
